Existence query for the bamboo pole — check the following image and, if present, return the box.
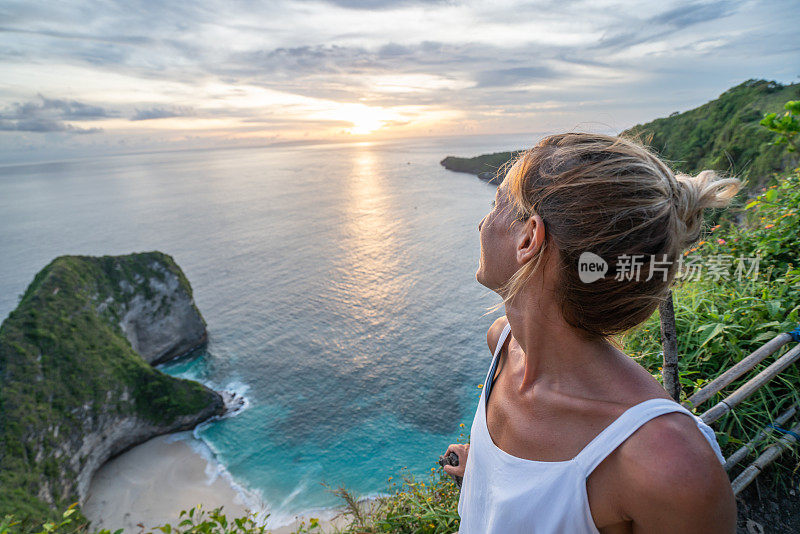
[731,420,800,495]
[723,403,798,471]
[659,291,680,402]
[701,344,800,425]
[683,333,793,410]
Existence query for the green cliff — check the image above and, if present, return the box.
[624,79,800,188]
[441,79,800,193]
[0,252,224,523]
[440,151,523,183]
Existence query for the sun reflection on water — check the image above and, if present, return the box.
[335,147,409,359]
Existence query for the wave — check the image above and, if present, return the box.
[165,429,374,529]
[159,377,343,529]
[158,372,384,528]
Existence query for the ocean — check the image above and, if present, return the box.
[0,133,539,524]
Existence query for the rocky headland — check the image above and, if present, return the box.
[0,252,225,522]
[439,151,521,184]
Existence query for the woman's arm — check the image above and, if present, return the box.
[440,316,508,483]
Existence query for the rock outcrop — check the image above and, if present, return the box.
[440,151,522,184]
[113,262,208,365]
[0,252,224,521]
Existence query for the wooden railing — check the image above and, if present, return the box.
[659,292,800,495]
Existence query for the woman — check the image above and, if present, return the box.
[443,133,740,533]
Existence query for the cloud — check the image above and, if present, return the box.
[38,96,109,119]
[1,95,110,120]
[475,67,560,88]
[230,44,377,79]
[594,1,742,51]
[0,95,108,133]
[216,41,494,102]
[378,42,412,57]
[0,0,798,155]
[298,0,450,9]
[648,0,739,28]
[130,106,194,121]
[0,118,101,133]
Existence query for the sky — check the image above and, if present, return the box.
[1,0,798,162]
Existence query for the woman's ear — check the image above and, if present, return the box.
[515,214,545,264]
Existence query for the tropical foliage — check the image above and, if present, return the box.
[625,80,800,190]
[760,100,800,153]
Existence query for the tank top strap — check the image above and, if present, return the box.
[574,398,720,475]
[483,322,512,402]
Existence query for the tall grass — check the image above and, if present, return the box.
[337,469,460,534]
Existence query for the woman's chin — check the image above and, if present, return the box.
[476,271,504,294]
[475,267,488,288]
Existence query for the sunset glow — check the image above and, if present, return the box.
[344,105,395,135]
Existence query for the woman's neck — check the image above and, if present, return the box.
[504,285,620,395]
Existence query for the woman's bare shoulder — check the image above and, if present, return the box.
[486,316,510,356]
[611,412,735,532]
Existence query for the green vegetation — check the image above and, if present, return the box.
[0,252,220,524]
[439,151,522,182]
[1,471,462,534]
[625,79,800,190]
[1,502,268,534]
[761,100,800,153]
[441,80,800,197]
[335,470,460,533]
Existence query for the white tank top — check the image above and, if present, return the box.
[457,323,725,534]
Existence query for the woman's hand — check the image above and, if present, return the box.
[443,443,469,479]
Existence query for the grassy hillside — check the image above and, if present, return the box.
[441,79,800,196]
[624,79,800,188]
[0,252,221,523]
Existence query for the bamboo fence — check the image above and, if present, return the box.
[658,299,800,495]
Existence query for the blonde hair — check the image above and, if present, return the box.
[495,133,741,339]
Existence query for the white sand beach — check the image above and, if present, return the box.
[82,433,347,534]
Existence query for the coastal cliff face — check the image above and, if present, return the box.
[0,252,224,521]
[113,261,208,365]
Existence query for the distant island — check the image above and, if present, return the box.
[441,79,800,195]
[0,252,231,523]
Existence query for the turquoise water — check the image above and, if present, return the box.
[0,134,539,522]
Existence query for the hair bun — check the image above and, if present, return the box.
[673,170,742,246]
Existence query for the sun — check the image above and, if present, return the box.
[349,117,383,135]
[346,106,388,135]
[306,101,418,137]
